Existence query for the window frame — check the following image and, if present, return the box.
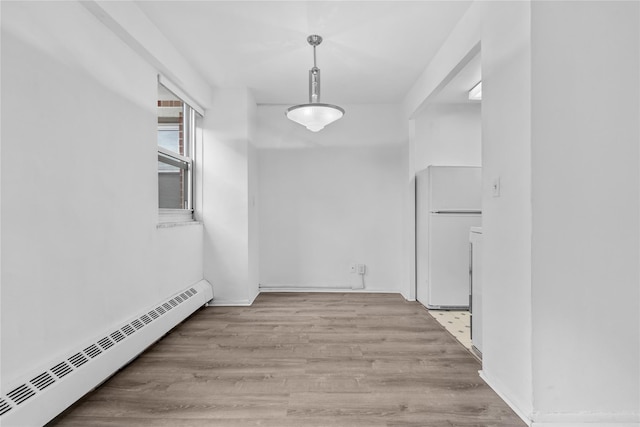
[157,86,199,223]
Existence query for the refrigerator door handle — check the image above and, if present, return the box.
[430,210,482,214]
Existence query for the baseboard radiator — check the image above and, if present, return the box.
[0,280,213,427]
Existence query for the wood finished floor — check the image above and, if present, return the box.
[50,293,525,426]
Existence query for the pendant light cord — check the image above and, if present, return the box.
[313,45,317,68]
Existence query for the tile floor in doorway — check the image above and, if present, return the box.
[427,310,472,351]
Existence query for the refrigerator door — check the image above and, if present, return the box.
[429,166,482,211]
[427,212,481,309]
[415,165,482,308]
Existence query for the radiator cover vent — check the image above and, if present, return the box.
[0,282,210,427]
[110,330,125,343]
[121,324,135,336]
[51,361,73,379]
[97,337,114,351]
[0,399,11,416]
[30,372,55,391]
[68,352,88,368]
[7,384,35,405]
[84,344,102,359]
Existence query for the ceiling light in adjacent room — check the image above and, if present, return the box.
[286,35,344,132]
[468,81,482,101]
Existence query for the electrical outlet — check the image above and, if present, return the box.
[357,264,366,275]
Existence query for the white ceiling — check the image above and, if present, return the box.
[135,1,473,105]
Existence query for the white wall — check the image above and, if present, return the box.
[202,88,259,305]
[256,104,406,292]
[479,0,534,418]
[413,103,482,171]
[530,1,639,422]
[1,1,204,387]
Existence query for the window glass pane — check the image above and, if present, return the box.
[158,160,186,209]
[158,125,180,153]
[158,84,184,156]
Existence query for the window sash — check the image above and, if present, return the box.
[158,146,191,170]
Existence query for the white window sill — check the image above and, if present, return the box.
[158,209,196,227]
[157,220,202,229]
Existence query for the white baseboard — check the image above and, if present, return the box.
[479,370,639,427]
[533,423,639,427]
[531,414,640,426]
[207,298,255,306]
[479,370,533,426]
[259,284,399,294]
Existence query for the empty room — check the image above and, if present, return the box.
[1,1,638,426]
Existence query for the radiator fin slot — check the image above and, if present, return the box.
[98,337,114,350]
[0,399,12,416]
[84,344,102,359]
[156,306,166,315]
[30,372,55,391]
[169,299,178,307]
[175,295,183,303]
[110,330,125,343]
[68,352,88,368]
[140,314,152,324]
[7,385,35,405]
[180,292,188,299]
[51,361,73,379]
[121,324,135,336]
[131,319,144,330]
[149,310,159,320]
[162,302,172,311]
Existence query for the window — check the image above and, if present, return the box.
[157,82,201,222]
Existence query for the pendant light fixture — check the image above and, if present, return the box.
[286,35,345,132]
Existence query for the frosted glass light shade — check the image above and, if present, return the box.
[286,103,345,132]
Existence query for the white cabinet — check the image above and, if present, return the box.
[469,227,483,356]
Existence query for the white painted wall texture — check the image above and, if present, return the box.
[202,88,259,305]
[480,0,534,419]
[413,103,482,171]
[1,1,204,387]
[256,105,406,292]
[530,1,639,422]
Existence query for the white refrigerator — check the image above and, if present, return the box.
[416,166,481,309]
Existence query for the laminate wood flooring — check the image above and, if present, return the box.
[50,293,525,426]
